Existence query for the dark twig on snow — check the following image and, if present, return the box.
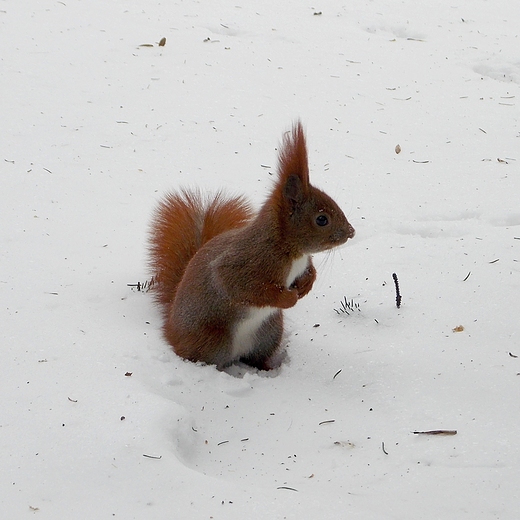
[392,273,402,308]
[413,430,457,436]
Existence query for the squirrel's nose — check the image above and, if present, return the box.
[347,223,355,239]
[331,223,355,244]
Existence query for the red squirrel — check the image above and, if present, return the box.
[148,122,355,369]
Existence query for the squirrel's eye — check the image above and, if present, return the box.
[315,214,329,227]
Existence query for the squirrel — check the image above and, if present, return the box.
[148,121,355,370]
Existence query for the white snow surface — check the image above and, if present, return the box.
[1,1,519,518]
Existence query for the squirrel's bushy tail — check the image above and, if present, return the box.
[148,189,253,315]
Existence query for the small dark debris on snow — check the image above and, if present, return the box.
[452,325,464,333]
[413,430,457,436]
[334,297,360,315]
[128,279,155,292]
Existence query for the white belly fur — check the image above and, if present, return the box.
[231,305,277,359]
[286,254,310,287]
[230,255,310,359]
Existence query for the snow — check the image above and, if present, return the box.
[1,0,519,518]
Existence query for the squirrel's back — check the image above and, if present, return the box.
[148,189,253,315]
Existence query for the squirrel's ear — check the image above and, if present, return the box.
[283,174,305,211]
[276,121,310,213]
[292,121,309,186]
[278,121,310,188]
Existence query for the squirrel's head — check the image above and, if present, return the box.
[283,174,355,254]
[274,121,355,255]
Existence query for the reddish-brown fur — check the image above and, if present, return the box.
[148,190,253,315]
[148,122,355,369]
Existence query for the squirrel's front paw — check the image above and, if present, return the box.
[291,265,317,299]
[276,286,299,309]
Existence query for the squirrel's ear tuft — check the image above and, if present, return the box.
[277,120,309,191]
